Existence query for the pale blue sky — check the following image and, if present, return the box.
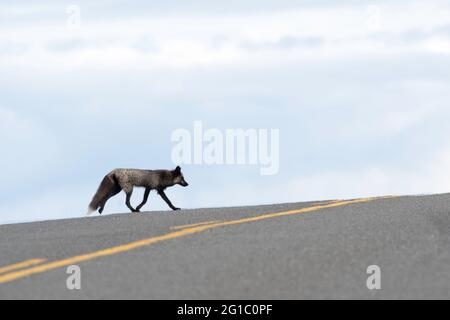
[1,1,450,224]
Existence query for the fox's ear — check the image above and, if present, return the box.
[174,166,181,174]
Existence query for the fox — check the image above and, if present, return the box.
[87,166,189,215]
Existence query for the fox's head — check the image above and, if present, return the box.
[173,166,189,187]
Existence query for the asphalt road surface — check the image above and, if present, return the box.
[0,194,449,300]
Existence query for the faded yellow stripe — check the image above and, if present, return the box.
[171,220,222,230]
[0,259,46,275]
[0,196,393,284]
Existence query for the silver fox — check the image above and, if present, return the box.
[87,166,189,215]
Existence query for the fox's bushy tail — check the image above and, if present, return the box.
[87,174,120,215]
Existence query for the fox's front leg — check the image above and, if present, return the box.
[157,189,180,211]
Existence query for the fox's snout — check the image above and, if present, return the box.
[174,166,189,187]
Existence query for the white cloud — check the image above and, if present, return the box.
[1,1,450,224]
[0,184,91,224]
[425,36,450,54]
[2,2,450,71]
[187,147,450,209]
[0,107,61,190]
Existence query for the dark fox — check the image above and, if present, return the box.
[87,166,189,215]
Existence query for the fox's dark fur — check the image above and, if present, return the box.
[88,166,189,215]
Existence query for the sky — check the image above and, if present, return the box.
[1,0,450,224]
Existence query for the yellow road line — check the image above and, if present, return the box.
[171,220,222,230]
[171,200,339,231]
[0,197,392,285]
[0,259,47,275]
[325,200,341,204]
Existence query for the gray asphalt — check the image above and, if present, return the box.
[0,194,449,300]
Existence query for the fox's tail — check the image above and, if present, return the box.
[87,174,120,215]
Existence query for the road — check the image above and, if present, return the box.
[0,194,449,299]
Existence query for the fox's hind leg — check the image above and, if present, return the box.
[136,188,151,212]
[122,185,138,213]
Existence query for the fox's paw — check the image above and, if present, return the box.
[173,207,181,211]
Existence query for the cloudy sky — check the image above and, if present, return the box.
[1,0,450,224]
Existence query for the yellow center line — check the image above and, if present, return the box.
[171,220,222,230]
[325,200,341,204]
[0,196,393,285]
[0,259,47,275]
